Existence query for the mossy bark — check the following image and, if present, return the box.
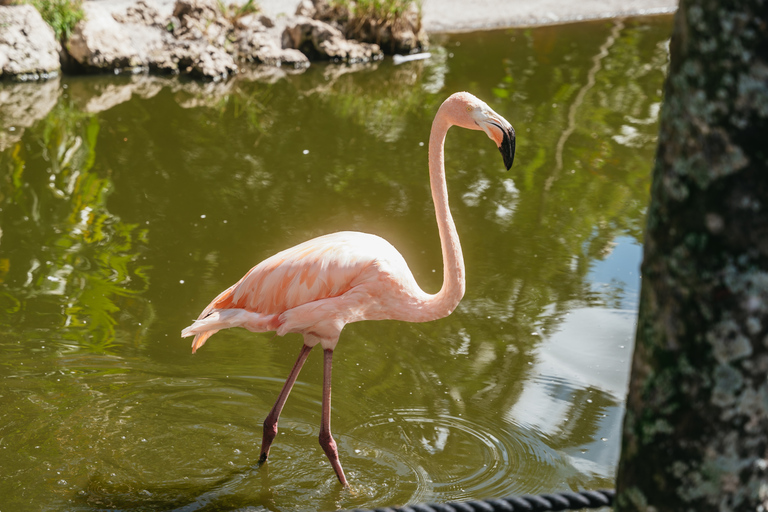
[615,0,768,510]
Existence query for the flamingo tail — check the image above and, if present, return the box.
[188,330,218,354]
[181,309,280,354]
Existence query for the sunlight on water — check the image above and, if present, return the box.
[0,15,672,511]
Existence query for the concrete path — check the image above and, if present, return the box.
[256,0,677,33]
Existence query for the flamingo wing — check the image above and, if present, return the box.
[204,232,388,317]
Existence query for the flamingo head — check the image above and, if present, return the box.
[444,92,516,169]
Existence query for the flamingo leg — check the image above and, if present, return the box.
[319,348,349,486]
[259,343,313,463]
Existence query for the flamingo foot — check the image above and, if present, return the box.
[320,429,349,486]
[259,413,278,462]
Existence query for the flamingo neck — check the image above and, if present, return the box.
[420,112,466,321]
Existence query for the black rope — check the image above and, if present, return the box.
[342,489,614,512]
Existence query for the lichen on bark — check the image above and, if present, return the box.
[615,0,768,510]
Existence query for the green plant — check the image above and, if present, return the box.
[24,0,84,41]
[217,0,260,23]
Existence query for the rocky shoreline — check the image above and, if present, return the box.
[0,37,436,150]
[1,0,679,82]
[0,0,677,151]
[0,0,427,81]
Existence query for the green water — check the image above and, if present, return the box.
[0,16,671,511]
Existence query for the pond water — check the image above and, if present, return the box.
[0,15,671,511]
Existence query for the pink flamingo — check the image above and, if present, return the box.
[181,92,515,486]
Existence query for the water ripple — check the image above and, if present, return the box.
[344,407,561,505]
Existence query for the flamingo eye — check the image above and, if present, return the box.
[466,105,473,112]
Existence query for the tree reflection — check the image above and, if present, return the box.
[0,16,671,508]
[93,18,666,493]
[0,98,151,353]
[323,17,669,491]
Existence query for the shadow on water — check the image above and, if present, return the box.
[0,16,671,511]
[77,464,273,511]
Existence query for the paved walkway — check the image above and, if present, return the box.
[257,0,677,33]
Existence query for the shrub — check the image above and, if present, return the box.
[23,0,85,41]
[328,0,424,53]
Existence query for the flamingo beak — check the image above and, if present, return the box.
[498,123,516,170]
[477,114,516,170]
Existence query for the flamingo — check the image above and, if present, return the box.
[181,92,515,486]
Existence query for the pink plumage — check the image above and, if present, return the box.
[181,92,515,486]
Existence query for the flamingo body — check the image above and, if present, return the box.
[181,92,516,486]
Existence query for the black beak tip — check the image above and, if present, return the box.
[499,127,516,170]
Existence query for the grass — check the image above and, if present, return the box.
[22,0,84,41]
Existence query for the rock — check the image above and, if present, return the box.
[298,0,349,27]
[68,2,141,69]
[112,0,166,27]
[282,17,382,63]
[168,0,238,78]
[255,45,309,67]
[0,4,61,80]
[295,0,315,18]
[234,12,262,31]
[232,9,309,67]
[66,0,237,80]
[237,29,309,67]
[377,2,426,53]
[173,0,221,24]
[237,12,276,30]
[2,0,414,81]
[172,0,231,47]
[108,0,173,73]
[259,14,275,29]
[186,43,237,80]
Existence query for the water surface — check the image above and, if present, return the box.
[0,16,671,511]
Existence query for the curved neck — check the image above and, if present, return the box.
[421,112,466,320]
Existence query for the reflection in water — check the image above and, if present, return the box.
[0,98,152,354]
[0,16,671,511]
[0,78,61,151]
[553,19,624,176]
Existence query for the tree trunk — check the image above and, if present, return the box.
[615,0,768,510]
